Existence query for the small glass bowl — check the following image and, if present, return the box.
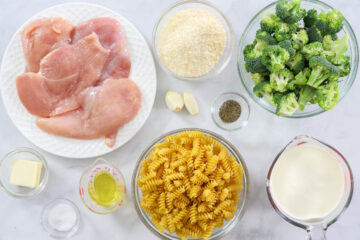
[211,92,250,131]
[153,0,234,81]
[132,128,250,240]
[0,147,49,198]
[41,198,81,238]
[237,0,359,118]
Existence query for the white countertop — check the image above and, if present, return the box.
[0,0,359,239]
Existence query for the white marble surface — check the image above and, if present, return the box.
[0,0,359,239]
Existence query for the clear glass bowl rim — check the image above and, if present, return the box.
[237,0,359,118]
[0,147,49,198]
[152,0,235,81]
[132,128,250,240]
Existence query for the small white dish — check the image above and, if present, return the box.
[41,198,81,239]
[211,92,250,131]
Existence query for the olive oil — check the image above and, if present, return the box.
[88,171,122,206]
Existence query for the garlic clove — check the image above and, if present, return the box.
[165,91,184,112]
[184,92,199,115]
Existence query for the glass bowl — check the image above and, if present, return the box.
[0,147,49,198]
[211,92,251,131]
[41,198,81,238]
[153,0,234,81]
[237,0,359,118]
[132,128,250,240]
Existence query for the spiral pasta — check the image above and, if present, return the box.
[137,131,244,240]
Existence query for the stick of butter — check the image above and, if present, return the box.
[10,159,42,188]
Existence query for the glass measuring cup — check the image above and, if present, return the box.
[266,135,353,240]
[79,158,126,214]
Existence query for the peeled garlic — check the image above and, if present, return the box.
[184,92,199,115]
[165,91,184,112]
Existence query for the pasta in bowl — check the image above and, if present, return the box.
[132,128,249,240]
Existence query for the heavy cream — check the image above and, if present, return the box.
[270,144,345,221]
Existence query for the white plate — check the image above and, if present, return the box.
[0,3,157,158]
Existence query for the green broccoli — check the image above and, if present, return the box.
[270,68,294,92]
[298,86,316,110]
[261,14,282,33]
[256,30,277,45]
[307,56,340,88]
[262,45,290,72]
[243,40,270,73]
[245,57,269,73]
[291,29,309,49]
[275,23,296,42]
[303,9,318,28]
[251,73,268,85]
[286,68,310,90]
[316,81,340,110]
[275,0,306,24]
[335,56,351,77]
[253,81,277,105]
[306,25,323,43]
[301,42,324,60]
[331,33,338,41]
[279,40,296,56]
[316,9,343,35]
[273,92,285,105]
[276,92,299,116]
[322,34,349,64]
[286,52,305,74]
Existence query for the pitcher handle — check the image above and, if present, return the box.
[306,227,327,240]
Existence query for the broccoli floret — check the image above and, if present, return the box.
[331,33,338,41]
[307,56,340,88]
[245,57,269,73]
[273,92,285,105]
[316,81,340,110]
[322,34,349,64]
[243,41,270,73]
[286,52,305,74]
[270,68,294,92]
[298,86,316,110]
[279,40,296,56]
[292,29,309,49]
[276,92,299,116]
[253,81,277,105]
[306,25,323,43]
[316,9,343,35]
[286,68,310,90]
[336,55,351,77]
[303,9,318,28]
[256,30,277,45]
[261,14,282,33]
[301,42,324,60]
[251,73,268,85]
[275,0,306,24]
[275,23,296,42]
[262,45,290,72]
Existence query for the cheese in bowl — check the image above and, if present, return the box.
[153,0,234,81]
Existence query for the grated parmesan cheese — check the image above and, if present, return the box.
[157,9,226,78]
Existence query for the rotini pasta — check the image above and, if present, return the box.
[137,131,244,239]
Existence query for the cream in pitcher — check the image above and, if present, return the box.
[269,144,345,221]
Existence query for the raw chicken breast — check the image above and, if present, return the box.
[17,33,109,117]
[21,17,73,72]
[36,78,142,145]
[72,17,131,80]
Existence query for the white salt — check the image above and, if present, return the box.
[48,203,77,232]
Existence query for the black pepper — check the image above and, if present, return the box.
[219,100,241,123]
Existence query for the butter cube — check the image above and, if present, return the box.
[10,159,42,188]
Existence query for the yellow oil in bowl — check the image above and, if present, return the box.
[88,171,122,207]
